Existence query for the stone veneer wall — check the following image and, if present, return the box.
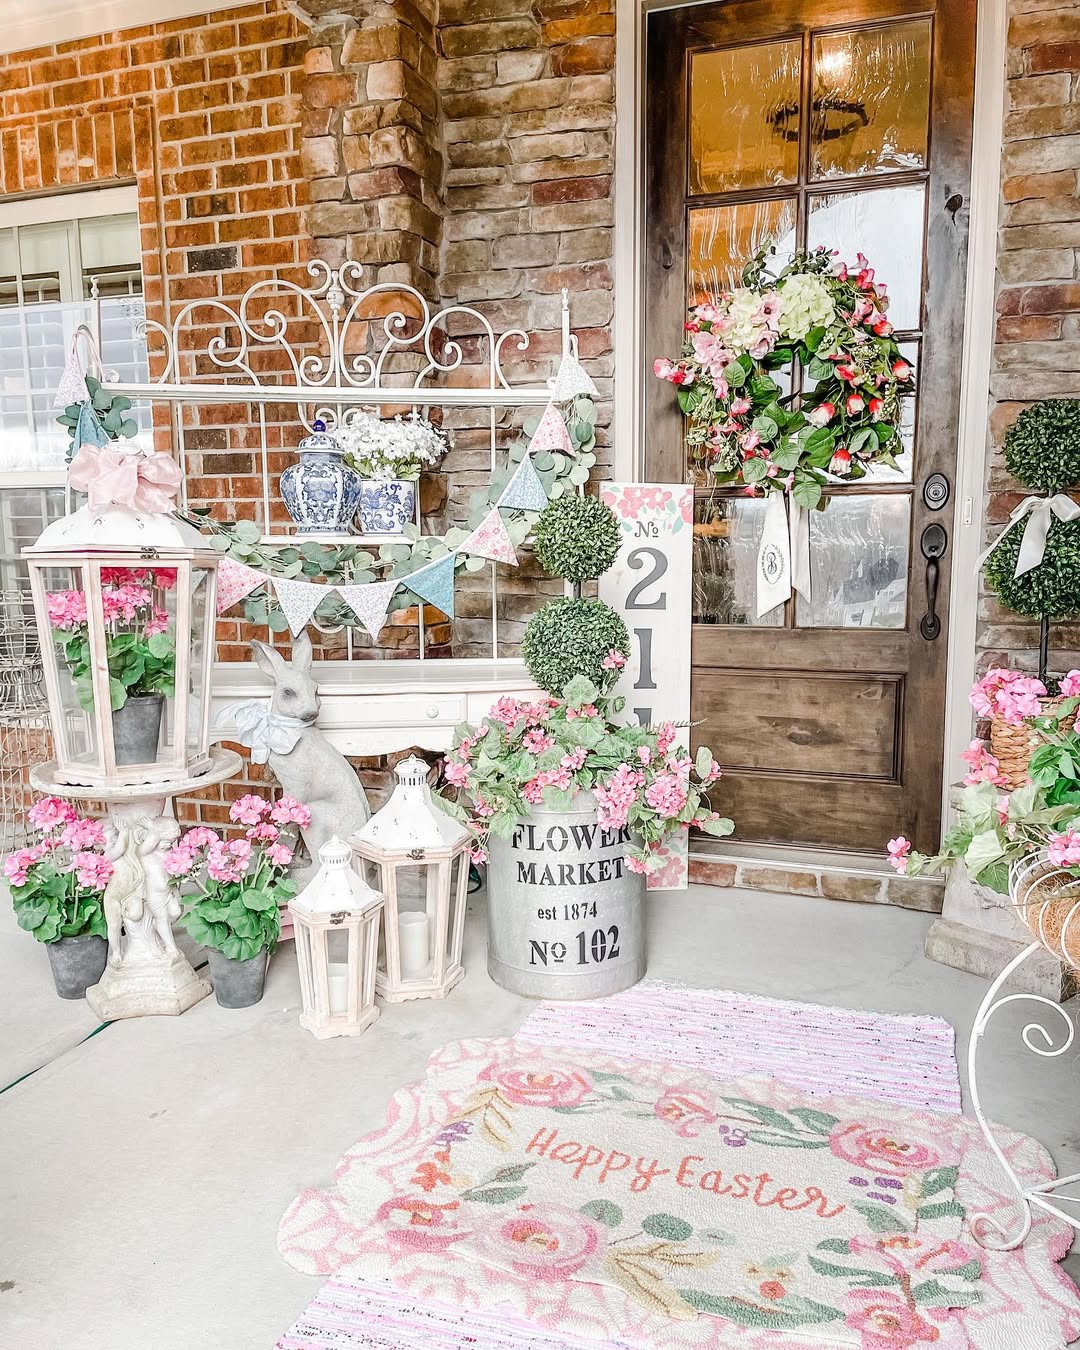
[978,1,1080,676]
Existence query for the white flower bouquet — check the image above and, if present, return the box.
[338,410,451,483]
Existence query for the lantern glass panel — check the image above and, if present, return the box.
[185,565,213,758]
[40,561,99,770]
[103,562,180,766]
[444,855,467,964]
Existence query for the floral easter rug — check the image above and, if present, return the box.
[279,1037,993,1347]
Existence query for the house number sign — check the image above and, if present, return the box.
[599,483,694,891]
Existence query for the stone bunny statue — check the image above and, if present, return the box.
[246,632,371,882]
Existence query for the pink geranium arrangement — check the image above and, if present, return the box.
[170,794,310,961]
[7,796,112,943]
[46,565,176,714]
[440,665,733,875]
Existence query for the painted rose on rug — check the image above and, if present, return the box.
[287,1038,981,1346]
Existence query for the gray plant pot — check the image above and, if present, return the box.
[206,947,269,1008]
[46,934,108,1000]
[112,693,164,765]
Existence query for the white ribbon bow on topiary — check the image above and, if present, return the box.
[975,493,1080,577]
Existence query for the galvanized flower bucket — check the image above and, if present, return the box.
[486,797,645,999]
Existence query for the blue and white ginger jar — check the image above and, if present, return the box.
[280,420,362,535]
[358,478,417,537]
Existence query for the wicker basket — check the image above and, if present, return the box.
[989,696,1062,789]
[1011,855,1080,971]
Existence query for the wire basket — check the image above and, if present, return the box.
[0,590,52,852]
[1010,853,1080,971]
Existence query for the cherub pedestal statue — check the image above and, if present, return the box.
[31,748,242,1019]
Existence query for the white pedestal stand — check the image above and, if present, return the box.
[30,748,243,1020]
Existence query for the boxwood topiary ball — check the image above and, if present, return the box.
[1003,398,1080,495]
[532,493,622,582]
[522,596,630,696]
[984,515,1080,620]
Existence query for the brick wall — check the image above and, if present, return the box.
[979,2,1080,676]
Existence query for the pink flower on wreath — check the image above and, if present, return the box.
[886,836,912,874]
[476,1207,601,1283]
[843,1289,940,1349]
[522,729,555,755]
[644,772,689,820]
[72,851,114,891]
[29,796,79,832]
[60,817,106,851]
[485,1063,593,1109]
[959,740,1005,788]
[655,1087,718,1137]
[270,795,311,829]
[230,794,271,826]
[374,1196,469,1253]
[829,1119,951,1177]
[162,846,196,877]
[265,843,294,868]
[1048,827,1080,868]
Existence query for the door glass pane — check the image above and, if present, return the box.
[857,340,918,482]
[811,21,932,180]
[796,494,911,628]
[689,198,797,305]
[690,39,802,195]
[807,185,925,330]
[694,496,784,626]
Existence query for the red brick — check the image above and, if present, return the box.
[1028,42,1080,73]
[552,36,614,76]
[996,314,1063,341]
[531,173,610,205]
[1002,169,1074,202]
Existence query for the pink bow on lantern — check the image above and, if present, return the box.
[68,443,183,515]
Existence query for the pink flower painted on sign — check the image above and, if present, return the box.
[842,1289,941,1348]
[654,1087,718,1137]
[483,1064,593,1109]
[476,1207,602,1282]
[829,1120,951,1177]
[373,1196,469,1253]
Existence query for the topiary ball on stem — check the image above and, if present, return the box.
[984,516,1080,620]
[1003,398,1080,495]
[532,493,622,583]
[522,597,630,697]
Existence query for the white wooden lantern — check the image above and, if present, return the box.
[290,836,383,1039]
[351,755,471,1003]
[23,506,219,788]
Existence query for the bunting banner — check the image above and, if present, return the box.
[337,579,399,641]
[272,576,325,636]
[498,454,549,512]
[216,558,268,615]
[403,553,457,620]
[462,507,518,566]
[550,349,598,401]
[529,401,574,455]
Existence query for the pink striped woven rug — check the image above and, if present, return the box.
[276,983,1078,1350]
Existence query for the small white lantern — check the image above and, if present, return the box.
[352,755,471,1003]
[290,836,383,1039]
[24,504,220,788]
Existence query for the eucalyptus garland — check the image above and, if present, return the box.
[190,397,599,633]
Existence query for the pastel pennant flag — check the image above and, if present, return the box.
[550,349,598,401]
[462,507,517,566]
[54,344,91,407]
[216,558,266,614]
[529,401,574,455]
[498,454,549,513]
[403,553,456,620]
[272,576,324,636]
[337,578,398,641]
[74,401,110,449]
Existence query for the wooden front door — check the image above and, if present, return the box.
[644,0,975,854]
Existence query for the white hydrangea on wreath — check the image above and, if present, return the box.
[654,246,913,511]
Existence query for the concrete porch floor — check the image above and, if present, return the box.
[2,884,1079,1350]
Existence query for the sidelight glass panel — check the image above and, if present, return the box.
[807,185,925,330]
[810,21,932,180]
[689,39,802,195]
[689,198,798,305]
[694,496,784,626]
[796,494,911,628]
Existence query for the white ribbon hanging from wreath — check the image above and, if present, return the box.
[756,491,812,619]
[974,493,1080,578]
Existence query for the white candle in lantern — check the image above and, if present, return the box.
[398,911,429,978]
[327,960,349,1016]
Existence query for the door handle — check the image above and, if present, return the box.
[919,523,947,641]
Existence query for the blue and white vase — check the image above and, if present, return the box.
[358,478,417,537]
[280,421,362,535]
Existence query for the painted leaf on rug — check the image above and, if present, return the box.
[920,1164,960,1198]
[913,1278,983,1308]
[642,1213,694,1241]
[788,1108,841,1135]
[604,1242,726,1321]
[579,1199,623,1227]
[853,1202,914,1234]
[807,1254,899,1287]
[452,1086,515,1152]
[679,1289,846,1329]
[460,1186,528,1205]
[916,1200,966,1222]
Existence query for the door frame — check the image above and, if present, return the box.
[612,0,1006,843]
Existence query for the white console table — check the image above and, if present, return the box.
[210,659,537,758]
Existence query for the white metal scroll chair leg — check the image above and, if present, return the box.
[966,940,1080,1250]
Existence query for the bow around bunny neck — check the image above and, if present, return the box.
[68,439,183,515]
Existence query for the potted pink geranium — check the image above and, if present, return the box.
[6,796,113,998]
[165,793,310,1008]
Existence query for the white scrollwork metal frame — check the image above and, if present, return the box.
[966,854,1080,1250]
